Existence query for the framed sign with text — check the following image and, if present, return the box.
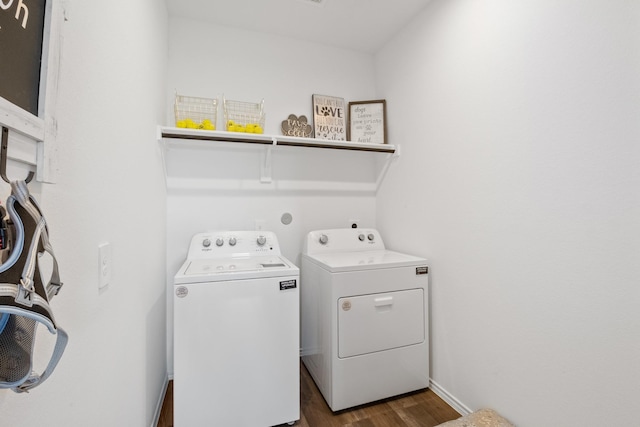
[0,0,63,183]
[312,94,346,141]
[348,100,387,145]
[0,0,47,115]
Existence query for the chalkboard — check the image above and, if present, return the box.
[0,0,47,116]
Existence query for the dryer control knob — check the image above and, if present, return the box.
[202,238,211,248]
[367,233,375,241]
[216,238,224,247]
[358,234,365,241]
[319,234,329,245]
[257,235,267,246]
[228,237,237,246]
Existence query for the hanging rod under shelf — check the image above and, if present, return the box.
[158,126,396,153]
[160,127,274,145]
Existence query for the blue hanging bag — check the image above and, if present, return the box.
[0,180,67,392]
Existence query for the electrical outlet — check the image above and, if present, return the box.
[98,242,112,290]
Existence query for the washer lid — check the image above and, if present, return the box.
[174,255,299,283]
[304,250,427,272]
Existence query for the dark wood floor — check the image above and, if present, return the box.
[157,361,461,427]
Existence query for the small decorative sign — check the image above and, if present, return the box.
[281,114,313,138]
[348,100,387,145]
[312,94,346,141]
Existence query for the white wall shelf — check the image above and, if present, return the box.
[157,126,399,191]
[158,126,397,153]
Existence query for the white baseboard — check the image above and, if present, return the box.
[429,379,472,416]
[150,375,170,427]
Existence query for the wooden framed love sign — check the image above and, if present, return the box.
[312,94,346,141]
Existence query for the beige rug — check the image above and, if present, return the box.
[436,408,515,427]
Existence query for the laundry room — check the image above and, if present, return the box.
[1,1,639,426]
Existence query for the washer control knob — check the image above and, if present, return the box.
[228,237,237,246]
[257,235,267,246]
[367,233,375,241]
[216,238,224,247]
[319,234,329,245]
[202,238,211,248]
[358,234,365,241]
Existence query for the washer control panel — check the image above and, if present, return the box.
[304,228,385,255]
[187,231,281,259]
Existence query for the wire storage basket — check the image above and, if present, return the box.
[223,96,265,134]
[174,94,218,130]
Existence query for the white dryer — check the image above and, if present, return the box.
[301,228,429,411]
[174,231,299,426]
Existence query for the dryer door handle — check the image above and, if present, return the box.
[374,296,394,307]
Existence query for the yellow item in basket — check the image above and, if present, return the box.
[226,120,262,133]
[176,120,187,128]
[201,119,215,130]
[185,119,198,129]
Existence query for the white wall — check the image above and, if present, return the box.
[375,0,640,425]
[166,17,379,134]
[164,17,382,374]
[0,1,169,426]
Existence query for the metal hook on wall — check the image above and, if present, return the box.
[1,126,35,184]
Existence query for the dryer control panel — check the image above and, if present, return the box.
[304,228,385,255]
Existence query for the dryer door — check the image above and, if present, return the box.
[338,288,424,358]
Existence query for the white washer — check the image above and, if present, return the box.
[174,231,299,426]
[301,228,429,411]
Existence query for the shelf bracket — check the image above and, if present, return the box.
[375,144,400,192]
[260,138,276,183]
